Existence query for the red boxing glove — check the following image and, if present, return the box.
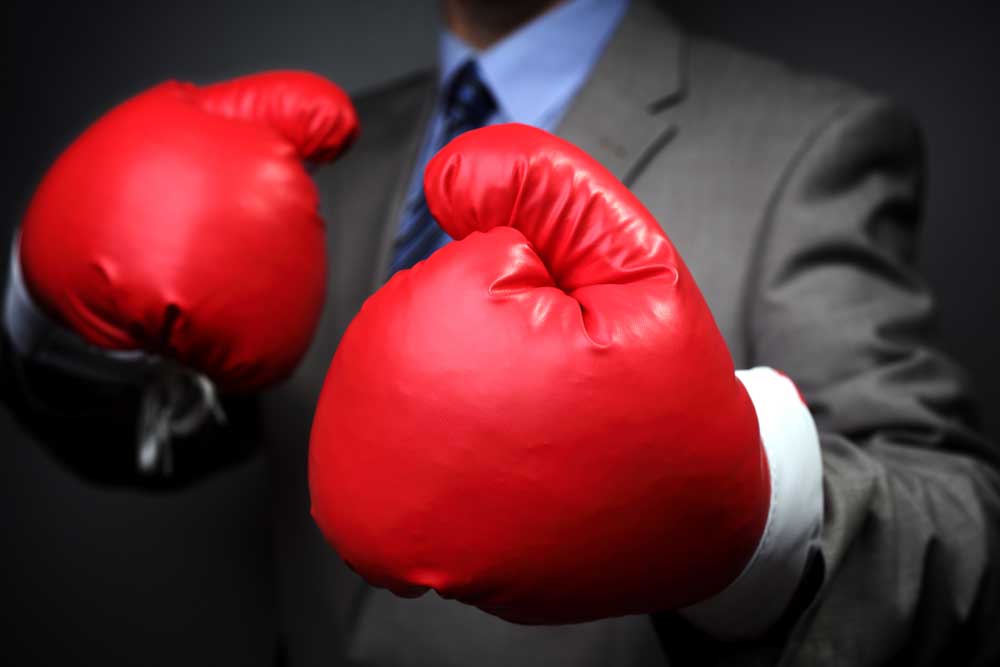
[19,71,358,391]
[309,124,770,624]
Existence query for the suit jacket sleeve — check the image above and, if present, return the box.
[747,96,1000,666]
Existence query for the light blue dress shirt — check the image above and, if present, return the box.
[400,0,630,252]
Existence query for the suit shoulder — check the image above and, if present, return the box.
[350,69,435,136]
[683,34,887,130]
[312,70,433,200]
[352,69,434,109]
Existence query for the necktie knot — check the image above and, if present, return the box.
[388,60,496,277]
[443,60,497,136]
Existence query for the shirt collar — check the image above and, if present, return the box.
[438,0,629,127]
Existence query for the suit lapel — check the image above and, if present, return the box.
[556,0,686,186]
[367,79,438,291]
[308,73,437,361]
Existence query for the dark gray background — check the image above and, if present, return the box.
[3,1,998,665]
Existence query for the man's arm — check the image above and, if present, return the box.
[655,93,999,667]
[748,97,1000,665]
[1,70,358,487]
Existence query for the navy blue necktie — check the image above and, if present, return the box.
[388,60,497,276]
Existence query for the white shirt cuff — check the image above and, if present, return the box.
[680,366,823,640]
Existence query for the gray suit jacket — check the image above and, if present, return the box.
[259,2,1000,666]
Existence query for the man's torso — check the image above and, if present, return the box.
[260,4,867,665]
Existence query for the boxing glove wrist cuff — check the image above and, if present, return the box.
[680,366,823,640]
[4,234,157,384]
[3,235,226,475]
